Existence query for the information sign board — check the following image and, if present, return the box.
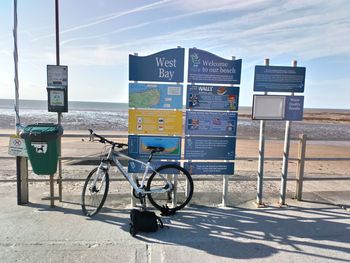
[129,83,183,109]
[8,135,28,157]
[186,85,239,111]
[47,65,68,86]
[254,65,306,92]
[129,48,184,82]
[128,109,183,135]
[128,135,181,160]
[188,48,242,84]
[284,96,304,121]
[185,111,237,136]
[184,137,236,160]
[252,95,304,121]
[184,162,234,175]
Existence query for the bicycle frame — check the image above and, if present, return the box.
[96,147,173,195]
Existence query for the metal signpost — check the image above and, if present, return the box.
[253,59,306,206]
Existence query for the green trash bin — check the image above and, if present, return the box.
[20,123,63,175]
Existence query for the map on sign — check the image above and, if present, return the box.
[129,83,182,109]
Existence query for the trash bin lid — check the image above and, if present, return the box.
[20,123,63,140]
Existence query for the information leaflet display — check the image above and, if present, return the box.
[184,137,236,160]
[128,135,181,160]
[186,111,237,136]
[129,83,183,109]
[186,85,239,111]
[252,95,304,121]
[128,109,183,135]
[188,48,242,85]
[184,162,234,175]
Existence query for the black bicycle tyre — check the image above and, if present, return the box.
[147,164,194,212]
[81,167,109,217]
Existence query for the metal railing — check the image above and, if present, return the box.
[1,133,350,205]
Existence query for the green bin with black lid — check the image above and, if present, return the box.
[20,123,63,175]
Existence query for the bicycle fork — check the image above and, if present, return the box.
[91,160,109,193]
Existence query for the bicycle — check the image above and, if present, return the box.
[81,129,194,217]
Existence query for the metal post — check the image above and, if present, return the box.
[55,0,62,203]
[172,174,178,208]
[222,174,229,207]
[220,56,236,207]
[50,174,54,207]
[55,0,60,66]
[13,0,29,205]
[295,134,306,200]
[257,58,269,207]
[129,53,138,208]
[279,60,297,205]
[131,174,136,208]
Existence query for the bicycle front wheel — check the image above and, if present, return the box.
[147,164,194,212]
[81,167,109,217]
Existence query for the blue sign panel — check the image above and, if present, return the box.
[188,48,242,85]
[285,96,304,121]
[184,162,234,175]
[129,48,185,82]
[184,137,236,160]
[186,111,237,136]
[186,85,239,111]
[129,83,183,109]
[128,135,181,160]
[254,65,306,92]
[128,160,180,173]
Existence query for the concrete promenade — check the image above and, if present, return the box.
[0,185,349,262]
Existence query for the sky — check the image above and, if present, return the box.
[0,0,349,109]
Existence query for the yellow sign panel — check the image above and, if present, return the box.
[129,109,183,135]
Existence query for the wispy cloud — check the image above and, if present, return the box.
[25,0,350,67]
[32,0,171,41]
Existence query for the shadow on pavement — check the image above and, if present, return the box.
[26,200,350,261]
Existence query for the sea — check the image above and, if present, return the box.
[0,99,349,140]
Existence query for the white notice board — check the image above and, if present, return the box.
[253,95,286,120]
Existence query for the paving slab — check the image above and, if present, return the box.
[0,184,349,262]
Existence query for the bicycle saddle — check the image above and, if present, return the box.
[147,146,165,153]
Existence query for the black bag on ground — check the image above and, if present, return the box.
[129,209,163,236]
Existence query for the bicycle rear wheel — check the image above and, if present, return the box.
[147,164,193,212]
[81,167,109,217]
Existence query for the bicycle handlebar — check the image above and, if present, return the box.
[88,129,128,148]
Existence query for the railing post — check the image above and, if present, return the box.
[257,58,269,207]
[295,134,307,200]
[131,173,136,208]
[222,174,229,207]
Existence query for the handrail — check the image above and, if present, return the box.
[1,133,350,206]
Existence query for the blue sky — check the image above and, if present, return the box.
[1,0,349,109]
